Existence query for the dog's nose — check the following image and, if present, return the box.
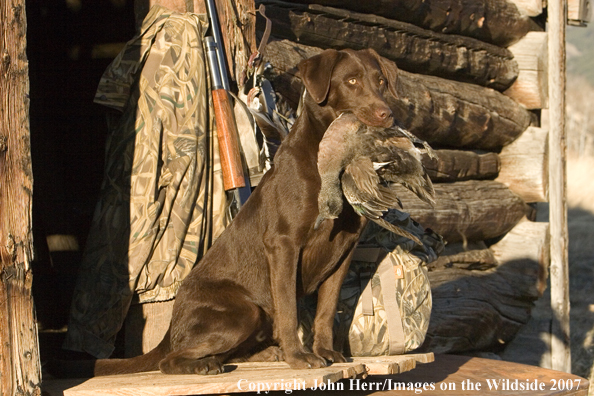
[375,107,392,120]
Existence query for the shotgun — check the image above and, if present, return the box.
[204,0,251,217]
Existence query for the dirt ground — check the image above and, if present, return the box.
[566,155,594,392]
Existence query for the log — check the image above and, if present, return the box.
[420,264,538,353]
[259,1,518,90]
[504,32,549,109]
[568,0,590,25]
[496,126,548,202]
[427,241,498,271]
[395,180,530,243]
[268,0,531,46]
[419,221,548,354]
[423,149,500,182]
[509,0,543,16]
[0,0,42,394]
[264,39,533,150]
[489,218,550,298]
[393,71,532,149]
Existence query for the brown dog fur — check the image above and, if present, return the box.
[64,48,399,377]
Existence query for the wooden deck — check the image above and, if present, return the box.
[42,353,589,396]
[41,353,432,396]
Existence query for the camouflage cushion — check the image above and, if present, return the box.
[299,210,437,357]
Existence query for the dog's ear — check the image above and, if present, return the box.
[363,48,399,99]
[297,49,341,104]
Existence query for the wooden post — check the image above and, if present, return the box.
[0,0,42,395]
[548,0,571,373]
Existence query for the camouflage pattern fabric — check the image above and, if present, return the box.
[345,247,432,356]
[63,6,228,358]
[299,210,438,357]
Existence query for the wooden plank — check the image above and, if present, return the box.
[504,32,549,109]
[260,1,518,90]
[548,0,571,374]
[496,126,549,202]
[42,355,434,396]
[0,0,42,395]
[396,180,530,244]
[264,39,533,150]
[42,355,589,396]
[345,354,589,395]
[489,218,550,296]
[42,362,366,396]
[351,353,434,375]
[268,0,532,46]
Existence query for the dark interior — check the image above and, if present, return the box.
[26,0,136,360]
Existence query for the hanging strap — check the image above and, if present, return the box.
[353,247,381,316]
[378,253,406,355]
[359,269,374,316]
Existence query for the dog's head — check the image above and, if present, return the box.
[297,48,398,128]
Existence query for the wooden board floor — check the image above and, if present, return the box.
[298,354,590,396]
[42,353,432,396]
[42,353,589,396]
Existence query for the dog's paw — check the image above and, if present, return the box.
[247,346,285,362]
[159,356,224,375]
[285,351,327,369]
[314,348,347,364]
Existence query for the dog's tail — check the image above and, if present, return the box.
[47,330,171,378]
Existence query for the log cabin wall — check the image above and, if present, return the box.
[254,0,553,354]
[1,1,575,391]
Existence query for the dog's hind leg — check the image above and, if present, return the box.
[159,282,265,375]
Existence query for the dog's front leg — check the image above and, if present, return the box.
[266,236,327,369]
[312,248,354,364]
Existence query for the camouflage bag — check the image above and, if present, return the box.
[299,210,441,356]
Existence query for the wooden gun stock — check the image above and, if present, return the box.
[212,89,246,190]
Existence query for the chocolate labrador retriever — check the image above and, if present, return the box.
[79,48,399,376]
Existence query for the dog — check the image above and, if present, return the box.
[64,48,399,377]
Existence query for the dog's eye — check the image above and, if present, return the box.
[379,78,386,85]
[348,78,357,85]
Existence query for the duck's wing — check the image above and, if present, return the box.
[374,144,436,206]
[342,157,422,245]
[380,166,436,206]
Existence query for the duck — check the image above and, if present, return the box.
[315,112,435,245]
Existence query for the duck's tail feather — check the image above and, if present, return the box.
[370,216,423,245]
